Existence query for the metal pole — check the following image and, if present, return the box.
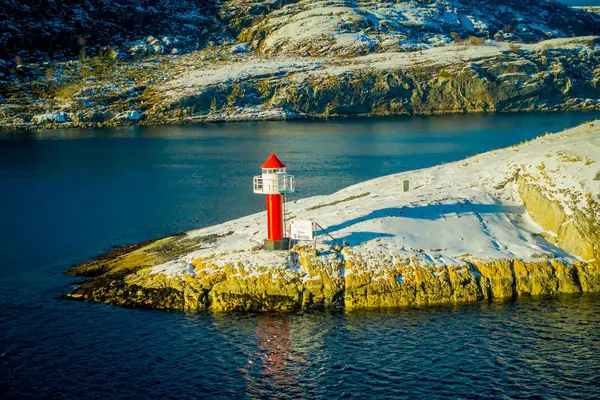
[314,222,337,242]
[283,193,287,237]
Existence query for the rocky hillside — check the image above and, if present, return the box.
[0,0,222,61]
[1,0,600,130]
[2,0,598,61]
[63,121,600,312]
[231,0,600,56]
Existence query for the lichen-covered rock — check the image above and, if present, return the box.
[298,249,345,309]
[517,177,600,261]
[208,269,302,312]
[576,262,600,293]
[64,249,600,312]
[63,224,600,312]
[476,259,515,299]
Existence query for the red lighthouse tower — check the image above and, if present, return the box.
[254,154,295,250]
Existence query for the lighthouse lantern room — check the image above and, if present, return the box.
[254,154,295,251]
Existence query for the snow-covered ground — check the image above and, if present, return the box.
[345,36,597,70]
[244,0,582,56]
[152,120,600,278]
[163,36,596,100]
[165,57,322,97]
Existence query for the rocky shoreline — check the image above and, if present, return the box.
[62,121,600,312]
[6,106,600,133]
[63,245,600,312]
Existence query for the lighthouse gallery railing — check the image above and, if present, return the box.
[253,175,294,194]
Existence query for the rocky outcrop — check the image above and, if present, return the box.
[64,183,600,312]
[517,177,600,261]
[64,243,600,312]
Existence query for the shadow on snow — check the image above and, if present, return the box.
[316,201,574,258]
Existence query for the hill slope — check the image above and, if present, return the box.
[2,0,600,129]
[0,0,221,60]
[232,0,600,56]
[2,0,598,61]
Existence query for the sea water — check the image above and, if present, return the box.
[1,112,599,398]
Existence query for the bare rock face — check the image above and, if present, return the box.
[518,177,600,262]
[343,258,600,310]
[231,0,600,57]
[64,240,600,312]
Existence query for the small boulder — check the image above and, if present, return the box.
[32,112,68,124]
[231,43,248,55]
[115,110,142,121]
[128,43,148,56]
[127,110,141,121]
[146,36,159,46]
[151,44,164,54]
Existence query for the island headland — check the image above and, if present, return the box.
[63,121,600,312]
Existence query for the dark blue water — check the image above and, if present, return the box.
[559,0,600,5]
[1,112,600,398]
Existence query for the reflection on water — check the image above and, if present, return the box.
[184,295,600,400]
[254,318,296,397]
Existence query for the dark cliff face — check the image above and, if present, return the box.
[2,0,600,62]
[0,0,220,60]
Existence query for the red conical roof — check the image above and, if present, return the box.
[261,153,286,169]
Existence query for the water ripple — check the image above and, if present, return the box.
[0,296,587,399]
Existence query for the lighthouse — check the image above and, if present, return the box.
[253,154,295,250]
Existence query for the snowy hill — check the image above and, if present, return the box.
[64,121,600,311]
[2,0,598,61]
[2,0,600,129]
[235,0,600,56]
